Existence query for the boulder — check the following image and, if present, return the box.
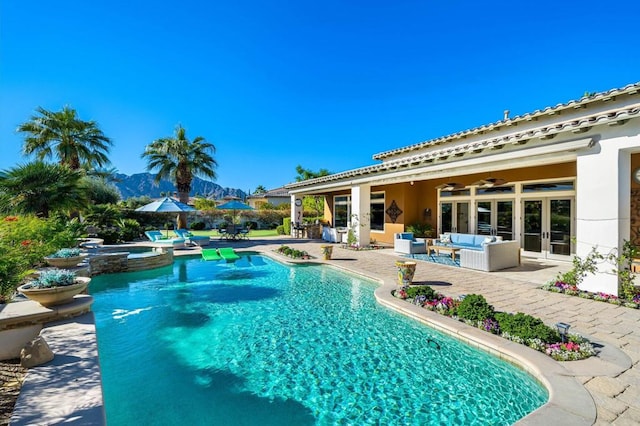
[20,336,54,368]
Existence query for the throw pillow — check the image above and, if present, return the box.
[483,236,495,244]
[440,234,451,244]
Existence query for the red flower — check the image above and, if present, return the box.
[4,216,18,222]
[21,240,32,246]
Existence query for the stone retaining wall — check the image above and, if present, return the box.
[88,247,173,275]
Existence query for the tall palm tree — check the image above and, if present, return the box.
[0,162,87,217]
[141,124,217,229]
[17,106,113,170]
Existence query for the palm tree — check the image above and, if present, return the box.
[141,124,217,229]
[17,106,113,170]
[0,162,87,217]
[254,185,267,194]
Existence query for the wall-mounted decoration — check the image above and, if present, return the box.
[386,200,403,223]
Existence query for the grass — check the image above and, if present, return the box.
[190,229,279,238]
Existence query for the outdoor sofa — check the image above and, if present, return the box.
[433,232,520,272]
[144,231,186,249]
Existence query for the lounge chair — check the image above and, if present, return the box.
[218,247,240,261]
[174,229,211,246]
[201,248,222,261]
[144,231,186,249]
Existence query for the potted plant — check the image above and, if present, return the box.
[18,269,90,307]
[395,260,417,286]
[44,248,87,268]
[320,245,333,260]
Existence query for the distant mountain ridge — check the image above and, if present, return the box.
[114,173,246,200]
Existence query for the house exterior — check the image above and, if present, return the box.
[285,82,640,296]
[246,187,290,209]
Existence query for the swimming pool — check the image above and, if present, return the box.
[90,254,547,425]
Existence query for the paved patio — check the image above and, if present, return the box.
[6,236,640,425]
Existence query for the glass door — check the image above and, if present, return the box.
[476,200,514,240]
[523,200,543,254]
[521,198,573,259]
[549,199,572,257]
[440,202,469,234]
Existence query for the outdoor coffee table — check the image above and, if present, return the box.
[427,244,460,260]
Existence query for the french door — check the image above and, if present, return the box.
[522,198,573,259]
[476,200,514,241]
[440,202,469,234]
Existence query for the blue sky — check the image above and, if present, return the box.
[1,1,639,194]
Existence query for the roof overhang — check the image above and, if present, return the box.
[287,137,595,195]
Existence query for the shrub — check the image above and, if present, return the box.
[276,225,285,235]
[495,312,558,343]
[0,215,81,302]
[406,222,433,237]
[244,221,258,230]
[283,217,291,235]
[190,221,206,230]
[116,218,142,242]
[455,294,495,322]
[406,286,437,300]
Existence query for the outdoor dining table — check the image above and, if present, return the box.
[218,227,249,240]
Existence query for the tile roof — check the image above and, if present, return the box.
[285,81,640,190]
[247,187,289,198]
[372,81,640,160]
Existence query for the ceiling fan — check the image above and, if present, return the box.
[472,177,507,187]
[435,182,466,191]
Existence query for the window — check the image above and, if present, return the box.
[334,192,384,230]
[334,196,350,227]
[370,192,385,231]
[522,181,574,193]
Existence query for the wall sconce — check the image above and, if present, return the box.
[555,322,571,342]
[410,181,414,186]
[423,208,431,217]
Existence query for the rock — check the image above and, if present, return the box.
[20,336,54,368]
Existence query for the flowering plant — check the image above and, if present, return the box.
[545,338,597,361]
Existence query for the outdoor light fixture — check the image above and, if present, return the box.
[556,322,571,343]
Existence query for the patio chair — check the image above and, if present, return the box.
[393,232,427,255]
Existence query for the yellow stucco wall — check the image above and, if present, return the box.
[319,161,578,245]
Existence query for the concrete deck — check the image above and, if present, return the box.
[8,236,640,425]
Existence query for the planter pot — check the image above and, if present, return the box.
[18,277,91,307]
[320,245,333,260]
[44,254,87,269]
[395,261,417,286]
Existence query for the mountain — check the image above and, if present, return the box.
[114,173,246,200]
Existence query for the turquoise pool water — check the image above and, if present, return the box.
[90,254,547,425]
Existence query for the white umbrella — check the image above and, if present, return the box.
[136,197,197,236]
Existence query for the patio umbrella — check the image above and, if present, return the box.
[135,197,197,236]
[216,200,254,226]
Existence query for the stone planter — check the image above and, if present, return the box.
[44,254,87,269]
[320,245,333,260]
[18,277,91,308]
[395,261,417,286]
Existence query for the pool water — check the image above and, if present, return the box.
[90,254,547,425]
